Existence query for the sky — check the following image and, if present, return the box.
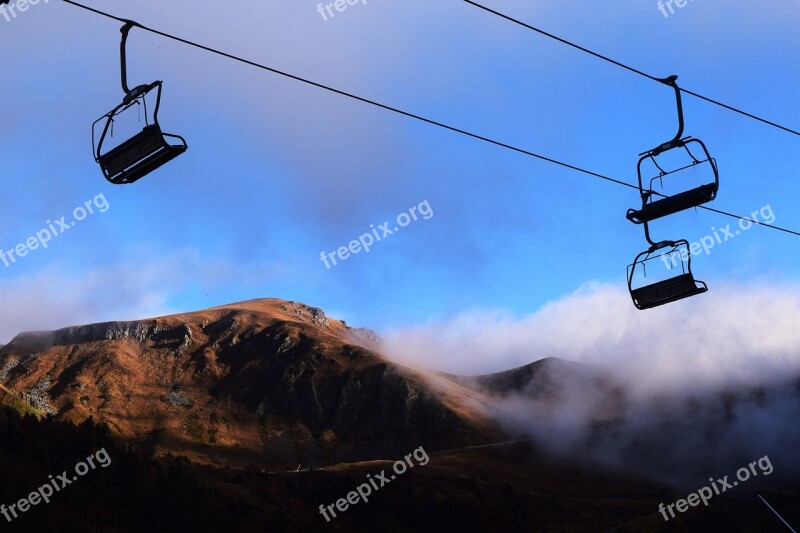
[0,0,799,373]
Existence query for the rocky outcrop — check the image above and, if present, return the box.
[6,322,194,351]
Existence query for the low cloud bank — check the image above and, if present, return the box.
[381,282,800,487]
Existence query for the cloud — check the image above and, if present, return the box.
[380,281,800,486]
[381,281,800,394]
[0,248,255,343]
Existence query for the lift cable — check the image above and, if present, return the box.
[61,0,800,238]
[463,0,800,138]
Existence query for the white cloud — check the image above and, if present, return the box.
[0,248,245,343]
[381,281,800,395]
[382,281,800,486]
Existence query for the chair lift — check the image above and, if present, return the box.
[92,21,187,185]
[626,76,719,227]
[627,239,708,310]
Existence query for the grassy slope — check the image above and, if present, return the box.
[0,384,42,419]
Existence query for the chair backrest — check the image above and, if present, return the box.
[631,273,706,309]
[99,124,167,177]
[629,183,718,224]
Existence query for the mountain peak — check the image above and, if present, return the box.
[5,298,346,352]
[0,298,493,467]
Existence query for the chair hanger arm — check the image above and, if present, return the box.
[650,75,686,156]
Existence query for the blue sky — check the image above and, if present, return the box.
[0,0,798,355]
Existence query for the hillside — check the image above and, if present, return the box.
[0,383,41,419]
[0,299,496,468]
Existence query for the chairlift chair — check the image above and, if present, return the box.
[627,239,708,310]
[626,76,719,226]
[92,22,187,185]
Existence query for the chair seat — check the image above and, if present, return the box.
[631,273,707,310]
[627,184,717,223]
[98,124,186,185]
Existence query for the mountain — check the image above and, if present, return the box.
[1,299,798,531]
[0,299,495,468]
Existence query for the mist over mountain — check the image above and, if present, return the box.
[380,283,800,488]
[455,357,800,489]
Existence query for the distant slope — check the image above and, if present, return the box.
[455,357,595,396]
[448,357,625,422]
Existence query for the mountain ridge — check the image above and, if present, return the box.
[0,298,499,468]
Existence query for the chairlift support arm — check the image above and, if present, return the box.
[119,21,161,107]
[647,75,686,157]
